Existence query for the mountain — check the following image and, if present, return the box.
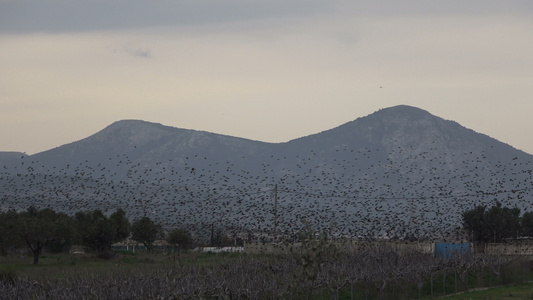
[2,105,532,239]
[29,119,272,176]
[0,151,27,162]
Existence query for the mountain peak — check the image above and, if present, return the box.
[94,119,180,145]
[351,105,452,134]
[366,105,435,122]
[296,105,438,142]
[379,104,426,112]
[105,119,170,132]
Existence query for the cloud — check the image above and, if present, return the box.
[2,1,532,35]
[0,0,330,34]
[121,43,152,59]
[343,0,533,17]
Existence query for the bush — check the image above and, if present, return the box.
[0,266,18,285]
[114,250,136,256]
[97,250,116,260]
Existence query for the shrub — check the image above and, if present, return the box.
[98,250,116,260]
[0,266,18,285]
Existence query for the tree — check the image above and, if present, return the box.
[462,202,521,242]
[485,202,520,242]
[0,210,22,256]
[74,209,130,258]
[45,211,76,253]
[131,216,161,252]
[166,228,193,253]
[521,211,533,237]
[16,206,75,264]
[462,205,488,242]
[109,208,130,242]
[75,210,112,256]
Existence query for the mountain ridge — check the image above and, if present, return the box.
[2,105,532,239]
[20,105,532,159]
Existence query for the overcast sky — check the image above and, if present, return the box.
[2,1,533,155]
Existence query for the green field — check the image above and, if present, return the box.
[0,250,233,280]
[436,282,533,300]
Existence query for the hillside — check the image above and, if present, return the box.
[1,105,532,239]
[0,151,27,162]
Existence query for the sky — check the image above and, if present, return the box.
[1,0,533,155]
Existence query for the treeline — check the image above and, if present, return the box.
[0,207,192,264]
[462,201,533,242]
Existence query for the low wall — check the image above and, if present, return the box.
[198,247,244,253]
[244,240,434,256]
[244,242,302,255]
[475,242,533,255]
[245,240,533,256]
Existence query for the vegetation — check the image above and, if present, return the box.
[439,282,533,300]
[166,228,193,252]
[0,210,19,256]
[1,206,75,264]
[2,205,533,298]
[0,207,176,262]
[0,243,532,299]
[462,201,524,242]
[74,209,125,258]
[521,211,533,237]
[131,216,162,253]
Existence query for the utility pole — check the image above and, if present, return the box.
[274,184,278,233]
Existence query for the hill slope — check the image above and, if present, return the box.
[1,105,532,239]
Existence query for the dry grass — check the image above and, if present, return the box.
[1,249,533,299]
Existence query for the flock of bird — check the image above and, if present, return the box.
[2,109,533,242]
[2,140,532,243]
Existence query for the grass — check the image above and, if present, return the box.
[0,249,260,281]
[334,259,533,300]
[436,282,533,299]
[0,250,183,280]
